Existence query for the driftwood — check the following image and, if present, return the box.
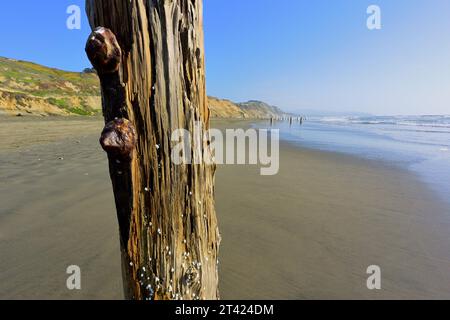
[85,0,220,300]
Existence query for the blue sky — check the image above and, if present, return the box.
[0,1,449,115]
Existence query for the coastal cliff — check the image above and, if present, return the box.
[0,57,100,116]
[0,57,285,119]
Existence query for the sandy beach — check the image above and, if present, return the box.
[0,116,449,299]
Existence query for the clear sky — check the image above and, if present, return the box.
[0,0,449,115]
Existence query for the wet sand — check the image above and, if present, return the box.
[0,117,449,299]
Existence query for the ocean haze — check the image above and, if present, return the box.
[286,109,373,117]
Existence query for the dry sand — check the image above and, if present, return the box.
[0,116,449,299]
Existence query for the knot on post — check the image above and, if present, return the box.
[85,27,122,75]
[100,118,137,160]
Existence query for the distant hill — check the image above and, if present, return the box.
[0,57,286,118]
[208,97,286,119]
[237,100,286,119]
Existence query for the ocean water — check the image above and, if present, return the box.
[257,115,450,204]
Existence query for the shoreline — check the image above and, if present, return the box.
[0,118,449,299]
[214,120,450,299]
[249,118,450,207]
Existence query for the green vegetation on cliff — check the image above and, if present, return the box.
[0,57,100,116]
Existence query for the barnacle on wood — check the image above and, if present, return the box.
[100,118,136,159]
[85,27,122,75]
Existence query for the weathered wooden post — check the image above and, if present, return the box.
[85,0,220,300]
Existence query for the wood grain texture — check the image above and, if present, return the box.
[85,0,220,300]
